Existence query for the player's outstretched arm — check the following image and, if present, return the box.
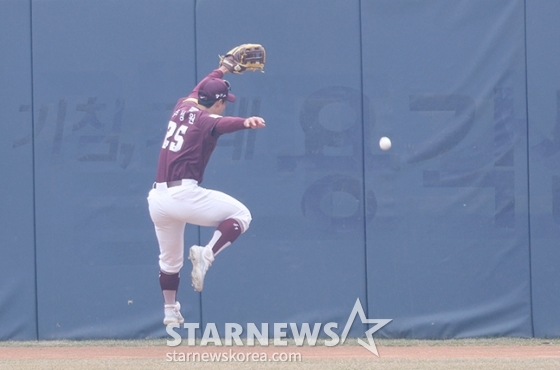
[244,116,266,129]
[214,116,265,134]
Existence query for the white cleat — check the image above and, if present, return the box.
[163,301,184,325]
[189,245,214,292]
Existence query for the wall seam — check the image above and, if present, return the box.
[358,0,370,321]
[29,0,39,341]
[522,0,535,338]
[193,0,204,333]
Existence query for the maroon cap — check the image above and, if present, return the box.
[198,78,236,103]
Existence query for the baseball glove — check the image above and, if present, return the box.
[219,44,266,74]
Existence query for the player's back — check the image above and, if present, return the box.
[155,98,220,184]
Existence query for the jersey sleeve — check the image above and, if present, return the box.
[188,69,225,99]
[213,116,247,135]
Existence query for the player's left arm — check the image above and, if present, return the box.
[242,116,266,129]
[213,116,266,135]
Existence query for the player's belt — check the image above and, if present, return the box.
[152,180,184,189]
[166,180,183,187]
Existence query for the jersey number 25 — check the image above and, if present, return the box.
[162,121,188,152]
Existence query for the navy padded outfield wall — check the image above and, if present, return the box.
[0,0,559,340]
[31,0,198,339]
[0,0,37,340]
[195,0,367,339]
[526,0,560,338]
[362,0,532,338]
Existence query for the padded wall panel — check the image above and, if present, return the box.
[526,0,560,338]
[0,0,37,340]
[195,0,367,338]
[32,0,198,339]
[362,0,532,338]
[4,0,559,341]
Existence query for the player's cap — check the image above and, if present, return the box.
[198,78,236,103]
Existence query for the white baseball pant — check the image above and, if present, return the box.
[147,179,251,274]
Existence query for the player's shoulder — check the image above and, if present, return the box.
[175,97,198,110]
[197,109,223,120]
[170,104,197,120]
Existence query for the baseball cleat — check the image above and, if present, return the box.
[163,301,184,325]
[189,245,214,292]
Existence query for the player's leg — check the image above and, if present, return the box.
[148,189,186,324]
[155,218,185,296]
[154,219,186,324]
[159,270,183,325]
[156,219,187,324]
[184,187,252,291]
[206,217,245,256]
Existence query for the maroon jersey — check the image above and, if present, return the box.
[155,69,246,183]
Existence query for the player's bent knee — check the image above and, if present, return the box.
[235,208,252,233]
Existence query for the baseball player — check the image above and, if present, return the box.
[147,45,266,325]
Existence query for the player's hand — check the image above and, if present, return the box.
[219,44,266,74]
[244,116,266,129]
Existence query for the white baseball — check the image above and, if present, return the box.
[379,136,391,151]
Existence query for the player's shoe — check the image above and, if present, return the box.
[163,301,184,325]
[189,245,214,292]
